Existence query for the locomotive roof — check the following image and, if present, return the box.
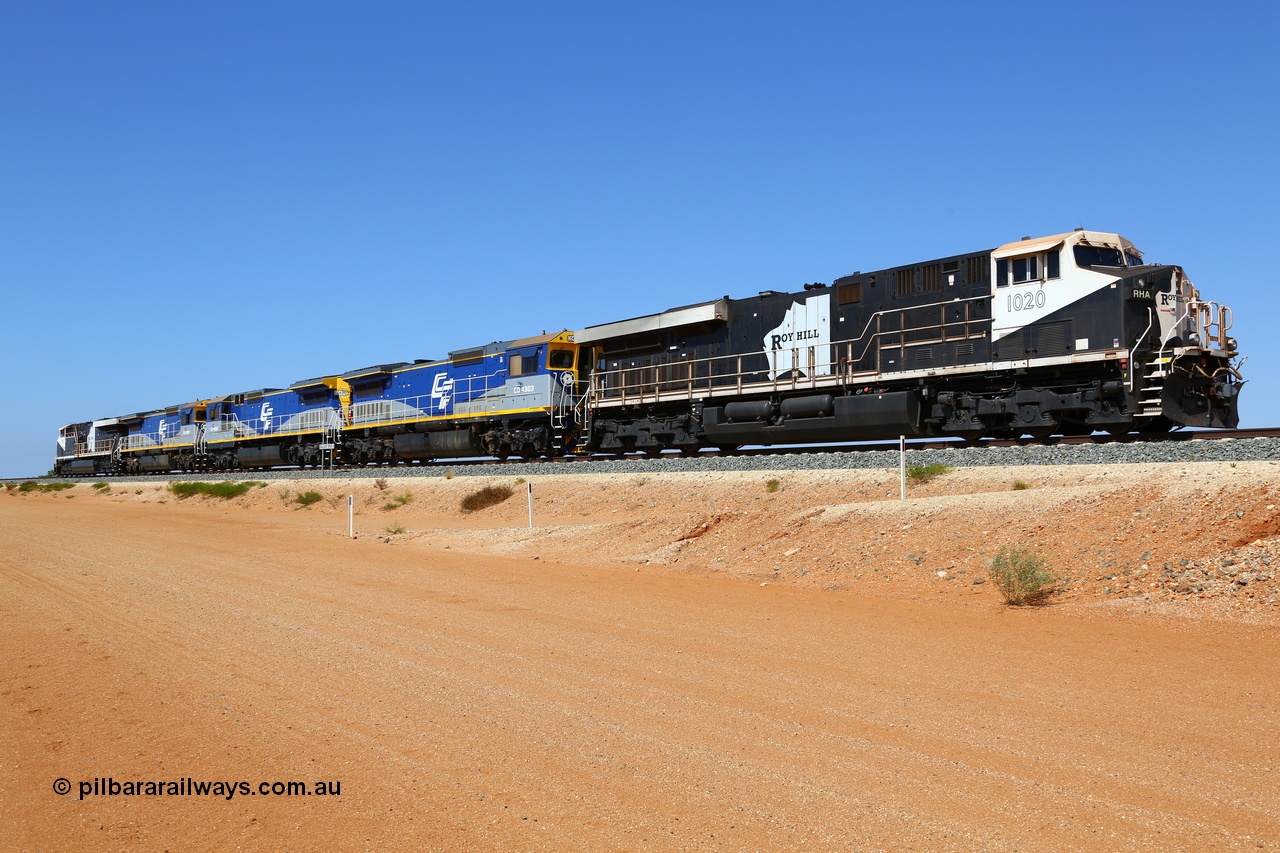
[510,330,575,348]
[342,363,415,380]
[206,388,285,403]
[575,298,728,344]
[993,229,1139,259]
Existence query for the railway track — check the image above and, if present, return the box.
[8,428,1279,484]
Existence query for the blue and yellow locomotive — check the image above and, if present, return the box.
[55,331,582,475]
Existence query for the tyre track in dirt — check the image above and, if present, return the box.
[3,493,1279,851]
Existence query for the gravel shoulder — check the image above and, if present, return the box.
[3,462,1279,850]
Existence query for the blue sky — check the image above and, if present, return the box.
[2,2,1275,477]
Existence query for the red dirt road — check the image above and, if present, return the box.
[3,493,1279,851]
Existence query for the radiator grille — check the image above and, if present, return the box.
[967,256,987,284]
[896,268,916,297]
[921,264,941,293]
[1037,324,1067,356]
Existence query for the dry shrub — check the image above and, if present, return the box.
[460,484,514,513]
[906,463,953,485]
[989,547,1060,605]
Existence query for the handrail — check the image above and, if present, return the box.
[1129,307,1154,392]
[590,296,990,403]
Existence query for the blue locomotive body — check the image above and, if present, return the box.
[341,332,580,463]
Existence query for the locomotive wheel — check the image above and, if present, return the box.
[678,443,702,457]
[494,444,511,461]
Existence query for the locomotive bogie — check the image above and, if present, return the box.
[592,411,701,455]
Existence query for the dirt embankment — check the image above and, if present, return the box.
[47,461,1276,621]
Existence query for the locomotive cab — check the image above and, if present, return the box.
[990,229,1241,430]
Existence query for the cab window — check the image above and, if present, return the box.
[1013,256,1038,283]
[1074,245,1125,268]
[548,349,574,369]
[997,250,1060,286]
[509,350,540,377]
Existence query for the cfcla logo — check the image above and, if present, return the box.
[261,401,274,431]
[431,373,454,411]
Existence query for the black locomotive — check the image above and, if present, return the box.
[575,229,1241,454]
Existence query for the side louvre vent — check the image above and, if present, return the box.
[896,268,916,297]
[967,256,987,284]
[996,331,1025,359]
[1037,324,1068,356]
[837,282,861,304]
[921,264,941,293]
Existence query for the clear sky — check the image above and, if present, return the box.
[2,2,1276,477]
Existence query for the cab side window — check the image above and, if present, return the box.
[509,350,540,377]
[1012,256,1039,283]
[997,250,1060,287]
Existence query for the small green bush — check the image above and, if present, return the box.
[91,482,110,491]
[1011,480,1029,491]
[19,481,75,493]
[374,478,388,491]
[170,481,263,499]
[460,484,514,513]
[765,479,781,493]
[988,547,1060,605]
[295,491,324,507]
[906,463,953,485]
[383,492,413,511]
[385,524,405,535]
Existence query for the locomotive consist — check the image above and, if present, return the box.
[54,229,1243,476]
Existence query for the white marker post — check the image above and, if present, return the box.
[899,435,906,501]
[527,481,534,529]
[348,495,354,538]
